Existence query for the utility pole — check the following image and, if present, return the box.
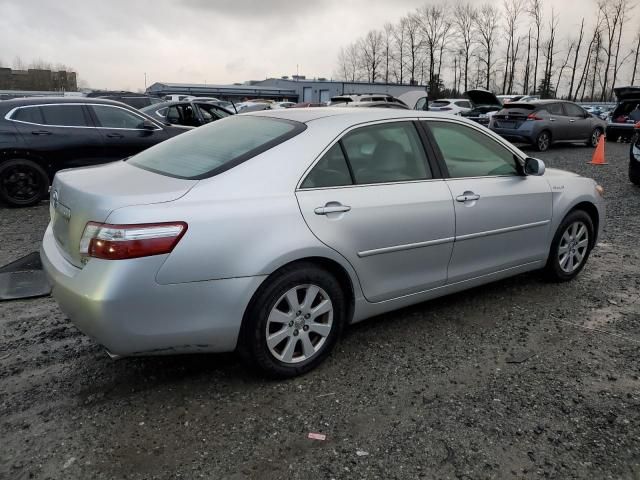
[144,72,147,90]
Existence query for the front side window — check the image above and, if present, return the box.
[196,104,230,123]
[92,105,147,129]
[301,143,352,189]
[40,105,89,127]
[342,122,431,184]
[128,116,305,179]
[415,97,428,110]
[428,121,520,178]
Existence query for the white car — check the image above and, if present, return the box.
[428,99,472,115]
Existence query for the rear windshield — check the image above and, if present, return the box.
[128,115,305,179]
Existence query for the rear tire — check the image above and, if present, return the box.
[535,131,551,152]
[0,159,49,207]
[630,165,640,186]
[587,127,603,147]
[239,262,346,378]
[544,210,594,282]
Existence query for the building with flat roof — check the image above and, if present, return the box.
[0,68,77,92]
[146,78,428,103]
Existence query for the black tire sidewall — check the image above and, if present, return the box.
[0,159,49,207]
[545,210,594,282]
[240,263,346,378]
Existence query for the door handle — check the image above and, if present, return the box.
[106,132,124,138]
[569,119,576,123]
[456,192,480,203]
[31,130,52,135]
[314,204,351,215]
[549,118,556,122]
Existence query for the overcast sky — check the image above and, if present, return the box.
[0,0,624,91]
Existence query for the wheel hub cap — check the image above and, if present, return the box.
[558,221,589,273]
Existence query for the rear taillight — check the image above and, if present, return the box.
[527,113,543,121]
[80,222,187,260]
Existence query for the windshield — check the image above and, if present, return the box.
[128,115,305,179]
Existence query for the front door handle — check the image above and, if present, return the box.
[106,132,124,138]
[569,119,576,123]
[314,204,351,215]
[456,192,481,203]
[549,118,556,122]
[31,130,52,135]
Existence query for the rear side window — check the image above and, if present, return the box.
[301,143,352,189]
[547,103,564,115]
[40,105,89,127]
[128,116,305,180]
[11,106,44,124]
[342,122,431,184]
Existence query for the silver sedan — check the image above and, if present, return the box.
[41,108,605,377]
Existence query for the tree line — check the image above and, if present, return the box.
[335,0,640,102]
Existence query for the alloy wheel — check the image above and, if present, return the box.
[558,221,589,273]
[1,165,42,203]
[538,132,550,151]
[265,284,333,364]
[591,129,602,147]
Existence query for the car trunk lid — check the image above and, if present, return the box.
[613,86,640,101]
[493,104,536,129]
[464,89,502,108]
[50,161,198,267]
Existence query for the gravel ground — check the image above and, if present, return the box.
[1,142,639,480]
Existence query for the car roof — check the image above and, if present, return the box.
[247,106,453,123]
[0,96,132,108]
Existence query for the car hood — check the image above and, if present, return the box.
[613,86,640,101]
[464,89,502,107]
[544,167,581,178]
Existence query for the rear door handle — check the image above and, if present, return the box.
[31,130,52,135]
[314,204,351,215]
[549,118,556,122]
[456,192,481,203]
[106,132,124,138]
[569,119,576,123]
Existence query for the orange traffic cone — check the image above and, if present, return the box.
[589,134,607,165]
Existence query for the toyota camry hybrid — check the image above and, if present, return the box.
[41,108,605,377]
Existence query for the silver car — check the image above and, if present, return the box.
[41,108,605,377]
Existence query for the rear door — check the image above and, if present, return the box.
[296,120,455,303]
[424,119,552,283]
[88,104,169,160]
[10,103,104,171]
[546,103,570,141]
[563,103,591,140]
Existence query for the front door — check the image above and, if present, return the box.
[563,103,591,141]
[425,120,553,283]
[88,104,168,160]
[296,121,455,302]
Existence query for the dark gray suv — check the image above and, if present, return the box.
[489,100,606,151]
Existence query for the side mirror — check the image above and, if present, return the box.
[524,157,545,176]
[142,120,156,130]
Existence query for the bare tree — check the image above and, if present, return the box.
[567,19,585,100]
[501,0,525,94]
[453,2,477,92]
[392,18,408,83]
[383,23,394,83]
[474,3,500,90]
[523,28,532,93]
[527,0,544,95]
[554,41,574,97]
[404,13,422,84]
[597,0,628,101]
[360,30,384,82]
[631,29,640,85]
[419,3,451,91]
[539,9,558,98]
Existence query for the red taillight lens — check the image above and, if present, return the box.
[527,113,543,121]
[80,222,187,260]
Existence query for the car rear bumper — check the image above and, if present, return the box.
[490,127,534,144]
[41,223,266,356]
[607,124,636,138]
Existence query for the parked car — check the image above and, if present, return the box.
[291,102,326,108]
[397,90,429,110]
[140,100,232,128]
[271,101,297,109]
[334,102,409,109]
[182,96,220,102]
[0,97,185,207]
[428,99,472,115]
[85,91,163,109]
[459,89,503,126]
[209,100,238,113]
[630,122,640,185]
[490,100,606,152]
[164,94,191,102]
[329,94,407,108]
[41,108,604,378]
[607,86,640,141]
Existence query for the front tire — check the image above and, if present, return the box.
[535,131,551,152]
[0,159,49,207]
[544,210,594,282]
[239,263,346,378]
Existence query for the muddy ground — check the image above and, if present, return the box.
[1,142,639,480]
